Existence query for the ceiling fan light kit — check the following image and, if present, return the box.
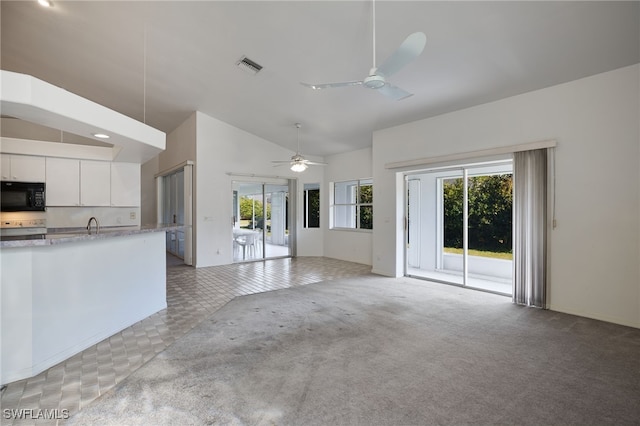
[272,123,327,173]
[290,162,308,172]
[363,72,386,89]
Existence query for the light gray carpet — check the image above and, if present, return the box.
[67,276,640,425]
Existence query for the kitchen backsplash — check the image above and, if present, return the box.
[1,207,141,229]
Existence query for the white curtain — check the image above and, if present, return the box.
[513,149,547,308]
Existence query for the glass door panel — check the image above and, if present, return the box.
[407,179,421,269]
[466,173,513,294]
[404,172,449,282]
[441,176,464,285]
[264,184,289,258]
[233,180,291,262]
[233,182,263,262]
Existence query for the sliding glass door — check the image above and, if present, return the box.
[264,184,289,258]
[232,179,291,262]
[406,161,513,294]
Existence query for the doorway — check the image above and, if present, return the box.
[156,162,193,265]
[405,161,513,295]
[232,179,292,262]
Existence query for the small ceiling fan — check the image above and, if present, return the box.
[301,0,426,101]
[272,123,327,172]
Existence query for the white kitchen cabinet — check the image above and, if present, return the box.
[45,158,80,206]
[1,154,46,182]
[111,162,140,206]
[80,160,110,206]
[36,157,141,208]
[0,155,9,179]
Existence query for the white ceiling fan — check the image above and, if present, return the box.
[301,0,426,101]
[272,123,327,172]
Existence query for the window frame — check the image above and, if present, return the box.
[330,178,373,231]
[303,184,320,229]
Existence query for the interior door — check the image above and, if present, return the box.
[155,162,193,265]
[162,169,185,259]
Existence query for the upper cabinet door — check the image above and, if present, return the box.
[0,154,10,180]
[46,158,80,206]
[111,162,140,207]
[80,160,111,206]
[1,154,46,182]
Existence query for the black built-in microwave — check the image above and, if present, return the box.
[1,181,46,212]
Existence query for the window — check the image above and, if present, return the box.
[332,178,373,230]
[303,183,320,228]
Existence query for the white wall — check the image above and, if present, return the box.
[158,113,197,173]
[141,155,159,225]
[323,147,373,266]
[141,112,326,267]
[373,64,640,328]
[141,112,198,228]
[195,112,324,267]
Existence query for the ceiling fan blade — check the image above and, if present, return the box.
[377,32,426,78]
[271,160,293,164]
[377,84,413,101]
[300,81,363,90]
[305,161,328,166]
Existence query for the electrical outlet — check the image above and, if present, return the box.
[130,212,136,220]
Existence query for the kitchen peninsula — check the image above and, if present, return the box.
[1,224,180,384]
[0,70,170,386]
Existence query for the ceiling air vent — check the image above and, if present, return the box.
[236,56,263,75]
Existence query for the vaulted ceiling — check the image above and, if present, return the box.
[2,1,638,157]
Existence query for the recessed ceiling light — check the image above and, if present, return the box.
[92,133,110,139]
[38,0,53,7]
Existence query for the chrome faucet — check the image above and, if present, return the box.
[87,216,100,234]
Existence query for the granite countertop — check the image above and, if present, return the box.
[0,224,183,248]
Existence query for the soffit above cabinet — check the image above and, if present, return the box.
[1,70,165,163]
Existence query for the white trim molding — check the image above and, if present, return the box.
[385,139,557,170]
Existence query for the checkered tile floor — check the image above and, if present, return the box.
[0,256,372,425]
